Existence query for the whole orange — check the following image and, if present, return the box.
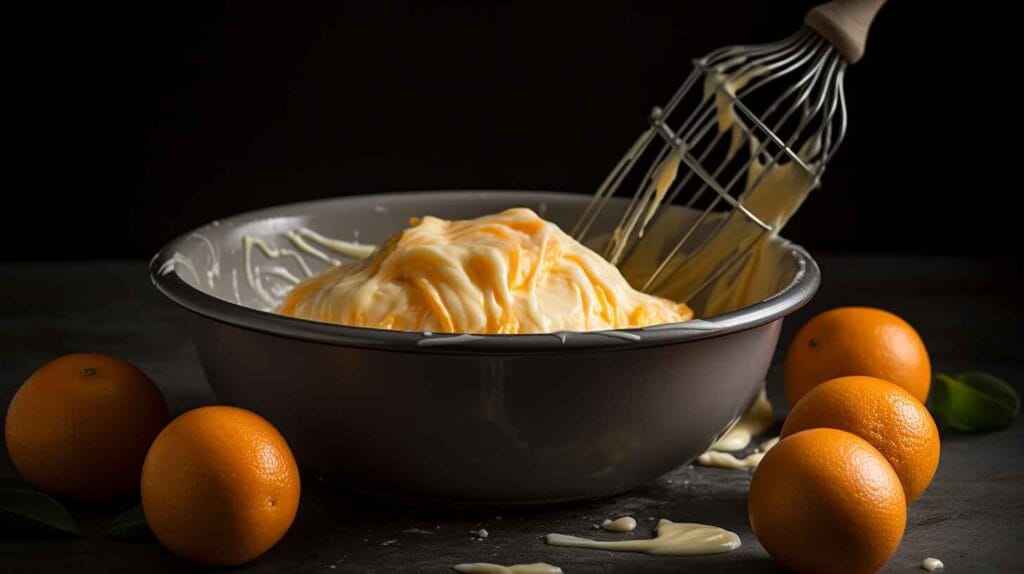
[141,406,300,566]
[784,306,930,404]
[4,353,169,500]
[781,375,940,503]
[749,428,906,574]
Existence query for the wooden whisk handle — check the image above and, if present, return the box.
[805,0,887,64]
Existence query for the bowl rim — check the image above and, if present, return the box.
[150,190,819,355]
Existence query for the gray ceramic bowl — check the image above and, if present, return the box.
[150,190,818,506]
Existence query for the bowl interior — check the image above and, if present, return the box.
[156,190,803,319]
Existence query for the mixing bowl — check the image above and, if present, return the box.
[150,191,818,505]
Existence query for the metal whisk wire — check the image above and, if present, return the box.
[573,0,885,307]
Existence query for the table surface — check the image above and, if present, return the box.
[1,255,1021,573]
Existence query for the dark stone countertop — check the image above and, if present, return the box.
[0,255,1021,573]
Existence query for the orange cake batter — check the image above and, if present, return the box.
[277,208,692,334]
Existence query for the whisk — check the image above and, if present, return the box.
[572,0,886,312]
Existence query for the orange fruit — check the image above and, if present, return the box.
[749,428,906,574]
[4,353,169,500]
[141,406,300,566]
[781,375,940,503]
[784,306,930,404]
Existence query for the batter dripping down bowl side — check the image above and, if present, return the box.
[150,191,819,506]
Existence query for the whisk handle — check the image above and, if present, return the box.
[805,0,886,63]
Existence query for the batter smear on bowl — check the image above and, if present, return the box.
[278,208,693,334]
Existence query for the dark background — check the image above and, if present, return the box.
[7,1,1013,261]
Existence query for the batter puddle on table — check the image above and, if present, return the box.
[696,436,780,469]
[452,562,562,574]
[709,389,774,451]
[546,519,740,556]
[601,516,638,532]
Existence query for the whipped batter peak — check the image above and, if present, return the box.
[278,208,693,334]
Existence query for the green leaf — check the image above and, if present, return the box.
[932,373,1020,432]
[0,488,81,539]
[104,505,157,543]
